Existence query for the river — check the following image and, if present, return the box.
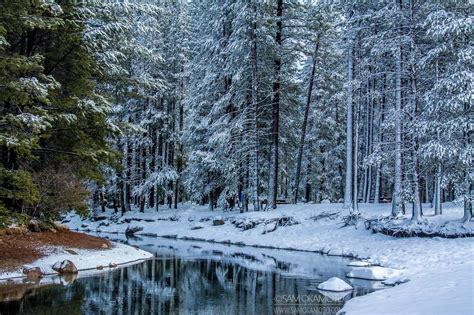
[0,235,383,314]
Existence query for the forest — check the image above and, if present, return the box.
[0,0,472,224]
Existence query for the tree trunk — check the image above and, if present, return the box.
[294,35,320,204]
[353,84,361,214]
[250,0,260,211]
[123,136,132,213]
[392,0,403,217]
[268,0,283,209]
[343,30,354,209]
[434,161,442,215]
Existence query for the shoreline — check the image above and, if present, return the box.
[0,230,153,282]
[65,202,473,315]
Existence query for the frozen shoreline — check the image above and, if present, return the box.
[0,241,153,282]
[65,202,473,315]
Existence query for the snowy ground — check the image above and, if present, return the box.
[65,202,473,315]
[0,242,153,281]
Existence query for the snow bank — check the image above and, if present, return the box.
[346,266,403,281]
[318,277,353,292]
[0,242,153,280]
[347,261,372,267]
[340,262,474,315]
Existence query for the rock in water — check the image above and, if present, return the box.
[317,277,353,292]
[346,266,402,281]
[23,267,43,280]
[347,261,372,267]
[53,260,78,274]
[125,224,144,236]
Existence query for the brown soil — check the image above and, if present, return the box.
[0,230,111,273]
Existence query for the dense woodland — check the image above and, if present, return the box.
[0,0,472,224]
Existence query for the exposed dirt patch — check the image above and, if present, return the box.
[0,230,111,273]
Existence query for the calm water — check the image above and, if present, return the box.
[0,236,383,314]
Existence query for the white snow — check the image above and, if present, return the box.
[0,242,153,281]
[341,262,474,315]
[318,277,353,292]
[346,266,402,281]
[347,261,372,267]
[64,202,474,315]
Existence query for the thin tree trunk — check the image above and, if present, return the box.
[294,35,320,204]
[353,84,361,214]
[392,0,403,217]
[268,0,283,209]
[462,101,472,222]
[408,6,421,222]
[434,161,442,215]
[343,29,354,209]
[123,135,132,213]
[250,0,260,211]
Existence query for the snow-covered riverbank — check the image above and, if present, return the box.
[0,241,153,281]
[65,202,473,315]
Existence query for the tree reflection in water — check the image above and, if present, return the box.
[0,242,379,315]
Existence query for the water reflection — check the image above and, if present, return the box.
[0,237,381,315]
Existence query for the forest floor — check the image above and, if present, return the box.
[66,202,473,315]
[0,229,152,281]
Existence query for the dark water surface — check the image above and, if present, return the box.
[0,236,382,314]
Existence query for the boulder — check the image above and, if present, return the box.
[125,224,143,236]
[109,262,117,268]
[96,265,104,270]
[28,220,41,232]
[213,217,225,226]
[317,277,352,292]
[52,260,78,274]
[23,267,43,280]
[101,243,109,249]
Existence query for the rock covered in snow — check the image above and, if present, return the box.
[190,224,204,230]
[52,260,78,274]
[346,266,402,281]
[23,267,43,280]
[320,199,331,204]
[318,277,353,292]
[213,217,225,226]
[382,276,410,286]
[347,261,372,267]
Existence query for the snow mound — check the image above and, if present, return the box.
[347,261,372,267]
[366,216,474,238]
[346,266,402,281]
[317,277,353,292]
[382,276,410,286]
